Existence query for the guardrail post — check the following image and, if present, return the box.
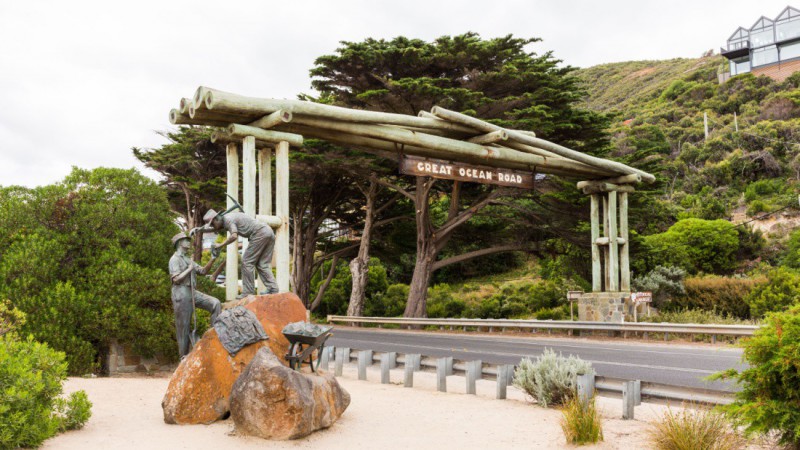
[711,334,716,344]
[445,356,454,376]
[622,380,636,419]
[404,358,415,387]
[387,351,397,369]
[664,332,669,342]
[466,360,482,395]
[437,358,448,392]
[358,350,372,381]
[381,353,391,384]
[576,373,595,409]
[507,365,516,386]
[496,365,509,399]
[633,380,641,406]
[320,346,332,372]
[335,347,349,376]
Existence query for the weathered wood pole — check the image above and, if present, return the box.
[225,143,239,301]
[258,148,274,273]
[242,137,257,259]
[608,191,619,291]
[620,192,631,291]
[590,194,601,292]
[602,195,610,291]
[275,140,290,293]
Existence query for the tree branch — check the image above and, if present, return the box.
[432,243,540,272]
[370,176,414,201]
[310,255,340,311]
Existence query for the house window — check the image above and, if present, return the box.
[781,41,800,60]
[752,46,779,67]
[730,57,751,75]
[751,29,775,47]
[777,19,800,41]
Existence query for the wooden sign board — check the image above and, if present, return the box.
[631,292,652,303]
[567,291,584,301]
[399,155,535,189]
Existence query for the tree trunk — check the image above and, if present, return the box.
[404,176,436,318]
[347,183,378,317]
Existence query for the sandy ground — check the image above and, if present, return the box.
[42,366,706,450]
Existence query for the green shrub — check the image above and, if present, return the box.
[0,299,25,337]
[640,308,756,325]
[0,335,92,448]
[642,219,739,275]
[632,266,686,308]
[513,348,594,407]
[366,283,408,317]
[648,406,744,450]
[745,267,800,318]
[712,304,800,446]
[534,306,566,321]
[561,394,603,445]
[781,228,800,269]
[668,276,763,319]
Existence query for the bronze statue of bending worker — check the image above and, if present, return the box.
[169,233,221,358]
[202,209,279,297]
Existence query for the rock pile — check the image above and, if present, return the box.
[161,292,349,439]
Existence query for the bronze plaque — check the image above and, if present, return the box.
[399,155,535,189]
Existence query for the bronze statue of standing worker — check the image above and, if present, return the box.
[168,233,221,358]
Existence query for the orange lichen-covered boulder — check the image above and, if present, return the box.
[230,348,350,440]
[162,293,307,425]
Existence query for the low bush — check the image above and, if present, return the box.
[712,304,800,447]
[668,276,763,319]
[639,308,756,325]
[0,335,92,449]
[648,406,745,450]
[632,266,686,308]
[513,348,593,407]
[560,394,603,445]
[745,267,800,318]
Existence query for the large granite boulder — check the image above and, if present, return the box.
[230,348,350,440]
[162,293,307,424]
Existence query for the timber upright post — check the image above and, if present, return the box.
[242,136,257,262]
[576,180,635,321]
[257,147,272,293]
[275,140,291,292]
[225,143,239,301]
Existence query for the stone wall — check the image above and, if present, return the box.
[578,292,631,322]
[107,339,175,374]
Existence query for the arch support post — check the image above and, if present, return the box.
[275,140,291,293]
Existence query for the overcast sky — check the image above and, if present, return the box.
[0,0,791,187]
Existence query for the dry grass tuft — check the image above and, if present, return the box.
[649,406,745,450]
[560,394,603,445]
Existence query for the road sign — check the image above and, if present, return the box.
[631,292,652,303]
[567,291,584,300]
[399,155,535,189]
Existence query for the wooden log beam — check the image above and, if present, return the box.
[179,98,192,115]
[202,87,477,134]
[285,116,611,177]
[430,106,655,183]
[595,237,627,245]
[579,174,641,185]
[466,130,508,144]
[169,109,230,127]
[248,110,293,129]
[210,131,276,149]
[226,124,304,147]
[580,183,636,195]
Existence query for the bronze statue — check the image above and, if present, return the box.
[169,233,221,358]
[202,209,279,297]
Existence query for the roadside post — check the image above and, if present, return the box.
[567,291,583,321]
[630,291,652,322]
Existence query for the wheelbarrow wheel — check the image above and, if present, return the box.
[288,342,302,371]
[312,343,325,372]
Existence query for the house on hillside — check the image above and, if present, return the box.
[720,6,800,82]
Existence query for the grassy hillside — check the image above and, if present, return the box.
[576,55,800,245]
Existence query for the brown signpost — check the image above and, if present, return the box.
[399,155,535,189]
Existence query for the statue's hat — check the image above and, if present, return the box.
[203,209,219,224]
[171,232,190,249]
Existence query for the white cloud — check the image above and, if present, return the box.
[0,0,790,187]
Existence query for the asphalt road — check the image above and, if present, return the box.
[328,327,745,392]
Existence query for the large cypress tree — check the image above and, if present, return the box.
[311,33,610,317]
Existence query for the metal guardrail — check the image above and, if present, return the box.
[327,315,758,339]
[323,347,733,406]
